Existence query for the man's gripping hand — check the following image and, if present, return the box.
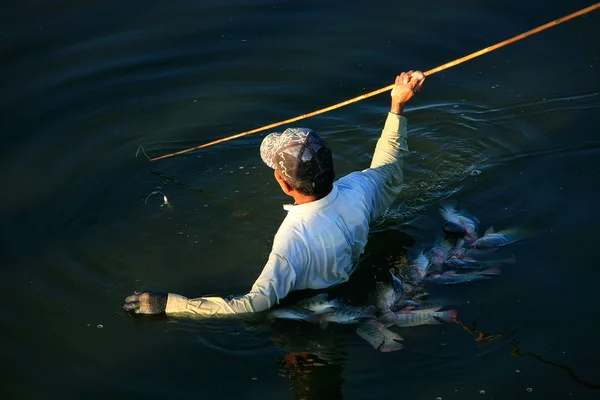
[390,70,425,114]
[123,291,168,315]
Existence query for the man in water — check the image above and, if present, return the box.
[123,70,426,316]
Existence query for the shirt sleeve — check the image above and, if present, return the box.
[340,112,409,221]
[164,252,297,317]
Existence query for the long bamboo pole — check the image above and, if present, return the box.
[150,2,600,162]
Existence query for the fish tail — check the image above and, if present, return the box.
[439,202,457,222]
[379,340,405,352]
[437,309,458,323]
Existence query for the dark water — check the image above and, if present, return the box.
[2,0,599,398]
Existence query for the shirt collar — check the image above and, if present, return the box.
[282,184,339,213]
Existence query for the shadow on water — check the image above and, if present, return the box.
[453,319,600,391]
[510,340,600,391]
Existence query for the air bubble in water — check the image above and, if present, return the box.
[470,169,482,176]
[97,324,103,329]
[526,388,533,393]
[479,390,485,395]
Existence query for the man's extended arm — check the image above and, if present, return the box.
[123,252,296,316]
[338,71,425,220]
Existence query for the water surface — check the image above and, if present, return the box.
[1,0,599,398]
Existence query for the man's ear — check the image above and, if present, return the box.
[274,169,294,196]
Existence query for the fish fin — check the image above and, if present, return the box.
[437,309,458,323]
[390,271,404,293]
[480,266,501,276]
[379,340,405,352]
[439,203,458,223]
[484,226,495,235]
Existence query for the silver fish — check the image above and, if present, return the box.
[426,239,453,267]
[390,271,405,295]
[374,282,396,313]
[356,319,404,352]
[296,293,341,314]
[424,266,501,285]
[270,306,316,322]
[379,307,458,327]
[411,251,431,280]
[440,203,479,240]
[448,244,468,260]
[470,227,522,249]
[319,305,376,324]
[392,299,421,311]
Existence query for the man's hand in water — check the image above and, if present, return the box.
[123,291,168,314]
[390,70,425,114]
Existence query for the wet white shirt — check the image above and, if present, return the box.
[166,113,408,316]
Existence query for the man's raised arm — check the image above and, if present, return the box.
[339,71,425,221]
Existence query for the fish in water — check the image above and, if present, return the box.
[296,293,341,314]
[374,282,396,313]
[392,299,421,311]
[470,227,523,249]
[390,271,405,295]
[426,240,452,268]
[443,257,482,270]
[411,251,431,281]
[448,243,468,260]
[379,307,458,327]
[356,319,404,352]
[319,305,376,324]
[424,266,501,285]
[440,203,479,242]
[270,306,316,322]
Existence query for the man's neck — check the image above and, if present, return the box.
[291,193,318,205]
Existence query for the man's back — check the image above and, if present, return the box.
[270,110,409,297]
[272,176,373,291]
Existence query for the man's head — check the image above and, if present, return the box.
[260,128,335,200]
